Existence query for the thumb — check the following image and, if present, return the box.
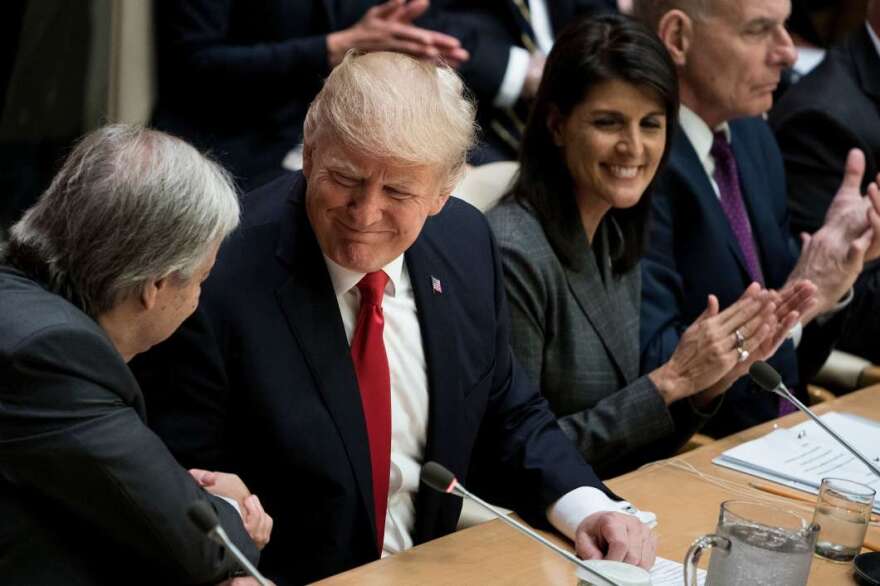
[696,294,719,322]
[189,468,216,486]
[576,531,604,561]
[847,228,873,266]
[800,232,812,251]
[396,0,429,22]
[837,148,866,194]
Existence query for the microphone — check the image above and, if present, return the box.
[187,501,271,586]
[749,361,880,478]
[421,462,649,586]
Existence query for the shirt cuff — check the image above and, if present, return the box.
[217,495,243,519]
[788,320,804,348]
[546,486,657,541]
[493,46,530,108]
[816,287,854,325]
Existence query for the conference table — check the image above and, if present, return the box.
[316,386,880,585]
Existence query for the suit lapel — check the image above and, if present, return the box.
[274,182,378,543]
[405,237,465,476]
[850,26,880,105]
[405,230,466,542]
[563,225,636,382]
[671,127,753,283]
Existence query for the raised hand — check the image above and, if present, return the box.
[821,149,880,250]
[702,279,817,399]
[788,149,880,323]
[648,283,778,406]
[327,0,469,67]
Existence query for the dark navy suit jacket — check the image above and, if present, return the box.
[640,118,838,437]
[133,172,609,585]
[153,0,379,190]
[0,267,257,585]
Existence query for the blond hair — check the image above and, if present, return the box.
[303,51,477,193]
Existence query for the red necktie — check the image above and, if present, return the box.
[350,271,391,552]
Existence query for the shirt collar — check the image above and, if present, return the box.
[324,254,404,299]
[678,105,732,168]
[867,21,880,60]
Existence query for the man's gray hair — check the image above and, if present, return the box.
[633,0,713,30]
[303,51,477,193]
[4,124,240,316]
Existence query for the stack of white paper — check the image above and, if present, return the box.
[713,412,880,513]
[651,557,705,586]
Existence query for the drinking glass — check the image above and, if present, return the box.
[813,477,876,563]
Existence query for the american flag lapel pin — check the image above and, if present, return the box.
[431,275,443,295]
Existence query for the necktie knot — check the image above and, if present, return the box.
[710,131,733,162]
[357,271,389,307]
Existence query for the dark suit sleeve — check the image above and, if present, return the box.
[156,0,329,105]
[470,228,612,527]
[0,325,257,584]
[640,181,688,377]
[773,109,864,236]
[420,4,517,100]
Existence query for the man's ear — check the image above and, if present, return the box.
[546,104,565,147]
[140,278,164,310]
[428,192,451,216]
[657,10,693,66]
[302,141,314,177]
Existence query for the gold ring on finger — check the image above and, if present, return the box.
[737,347,749,363]
[735,328,745,349]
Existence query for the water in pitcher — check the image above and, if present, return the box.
[706,522,813,586]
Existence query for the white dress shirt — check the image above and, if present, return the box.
[868,21,880,58]
[495,0,555,107]
[323,254,647,555]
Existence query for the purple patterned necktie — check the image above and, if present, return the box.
[710,132,765,286]
[711,133,795,415]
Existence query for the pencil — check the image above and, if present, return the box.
[749,482,880,522]
[748,481,815,504]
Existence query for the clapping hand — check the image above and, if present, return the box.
[327,0,469,67]
[788,149,880,323]
[649,283,776,406]
[702,279,816,398]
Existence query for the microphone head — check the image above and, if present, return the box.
[421,461,458,494]
[187,500,220,534]
[750,361,782,392]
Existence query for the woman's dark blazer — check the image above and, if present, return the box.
[487,199,713,477]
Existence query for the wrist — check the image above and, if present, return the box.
[693,383,725,408]
[326,30,354,66]
[648,364,687,405]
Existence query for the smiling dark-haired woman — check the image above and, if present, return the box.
[486,13,802,477]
